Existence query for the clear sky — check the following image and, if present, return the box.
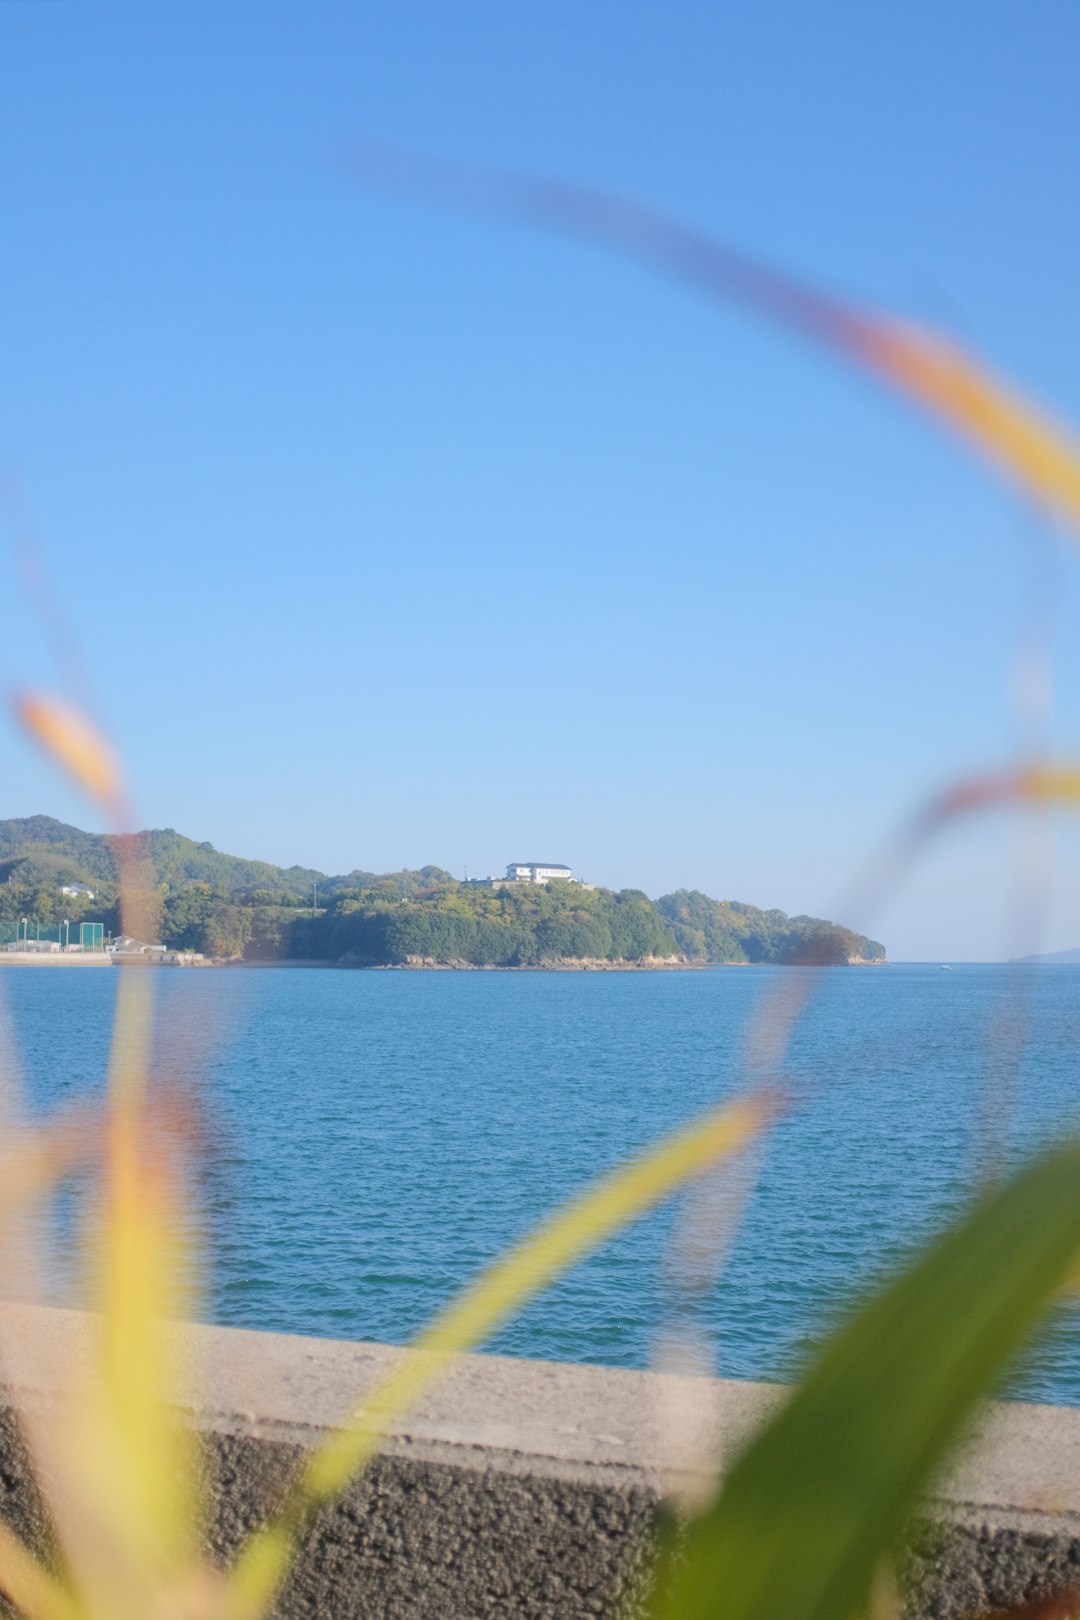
[3,1,1080,960]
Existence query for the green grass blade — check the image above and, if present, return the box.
[650,1134,1080,1620]
[225,1091,773,1620]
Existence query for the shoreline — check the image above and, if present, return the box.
[222,955,889,972]
[0,954,890,972]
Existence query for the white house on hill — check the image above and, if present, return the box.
[505,863,575,885]
[467,861,589,889]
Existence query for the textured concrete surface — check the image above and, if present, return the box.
[0,1304,1077,1617]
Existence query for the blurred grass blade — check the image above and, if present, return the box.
[13,693,124,818]
[346,146,1080,533]
[648,1133,1080,1620]
[0,1109,100,1221]
[923,762,1080,828]
[851,323,1080,530]
[94,1107,197,1571]
[72,1083,198,1611]
[11,1111,199,1620]
[0,1518,80,1620]
[226,1089,775,1619]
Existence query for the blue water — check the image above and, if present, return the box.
[4,963,1080,1402]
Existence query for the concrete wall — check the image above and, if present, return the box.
[0,1305,1078,1619]
[0,955,111,967]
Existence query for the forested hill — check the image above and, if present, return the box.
[0,815,330,898]
[0,817,885,966]
[654,890,884,965]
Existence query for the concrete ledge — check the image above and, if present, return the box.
[0,1305,1078,1617]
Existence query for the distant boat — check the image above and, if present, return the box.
[940,964,954,970]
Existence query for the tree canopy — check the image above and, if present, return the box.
[0,818,885,965]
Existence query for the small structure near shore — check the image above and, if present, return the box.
[110,934,167,959]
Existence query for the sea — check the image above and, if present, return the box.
[4,961,1080,1404]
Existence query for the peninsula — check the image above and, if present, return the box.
[0,818,886,968]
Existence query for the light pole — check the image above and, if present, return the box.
[63,918,69,950]
[20,916,27,946]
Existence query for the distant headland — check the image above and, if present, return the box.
[0,817,886,969]
[1010,946,1080,965]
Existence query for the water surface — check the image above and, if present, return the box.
[4,962,1079,1401]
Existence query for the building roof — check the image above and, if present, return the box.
[510,862,571,871]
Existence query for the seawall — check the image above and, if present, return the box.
[0,1305,1077,1618]
[0,953,112,967]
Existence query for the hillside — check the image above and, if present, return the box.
[0,817,885,966]
[0,816,323,897]
[655,890,884,965]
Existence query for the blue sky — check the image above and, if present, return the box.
[3,1,1080,959]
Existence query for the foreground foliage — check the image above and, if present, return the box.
[8,135,1080,1620]
[649,1136,1080,1620]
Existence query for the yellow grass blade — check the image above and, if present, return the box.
[0,693,198,1616]
[74,908,195,1601]
[13,694,124,818]
[97,1115,197,1562]
[5,985,198,1618]
[854,323,1080,532]
[0,1518,81,1620]
[33,1117,199,1620]
[922,761,1080,826]
[1014,763,1080,802]
[225,1089,775,1620]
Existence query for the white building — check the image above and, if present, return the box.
[505,863,575,885]
[110,935,167,956]
[60,883,96,899]
[467,861,588,889]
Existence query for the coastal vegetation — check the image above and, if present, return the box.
[0,816,885,965]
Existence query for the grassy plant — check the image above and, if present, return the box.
[5,180,1080,1620]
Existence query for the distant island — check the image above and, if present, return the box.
[0,817,886,968]
[1010,947,1080,965]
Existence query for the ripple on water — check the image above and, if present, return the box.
[4,962,1080,1402]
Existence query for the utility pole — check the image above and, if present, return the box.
[312,882,318,917]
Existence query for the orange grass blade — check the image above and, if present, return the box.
[850,323,1080,531]
[920,761,1080,828]
[343,147,1080,534]
[3,693,201,1613]
[13,694,124,819]
[225,1089,775,1620]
